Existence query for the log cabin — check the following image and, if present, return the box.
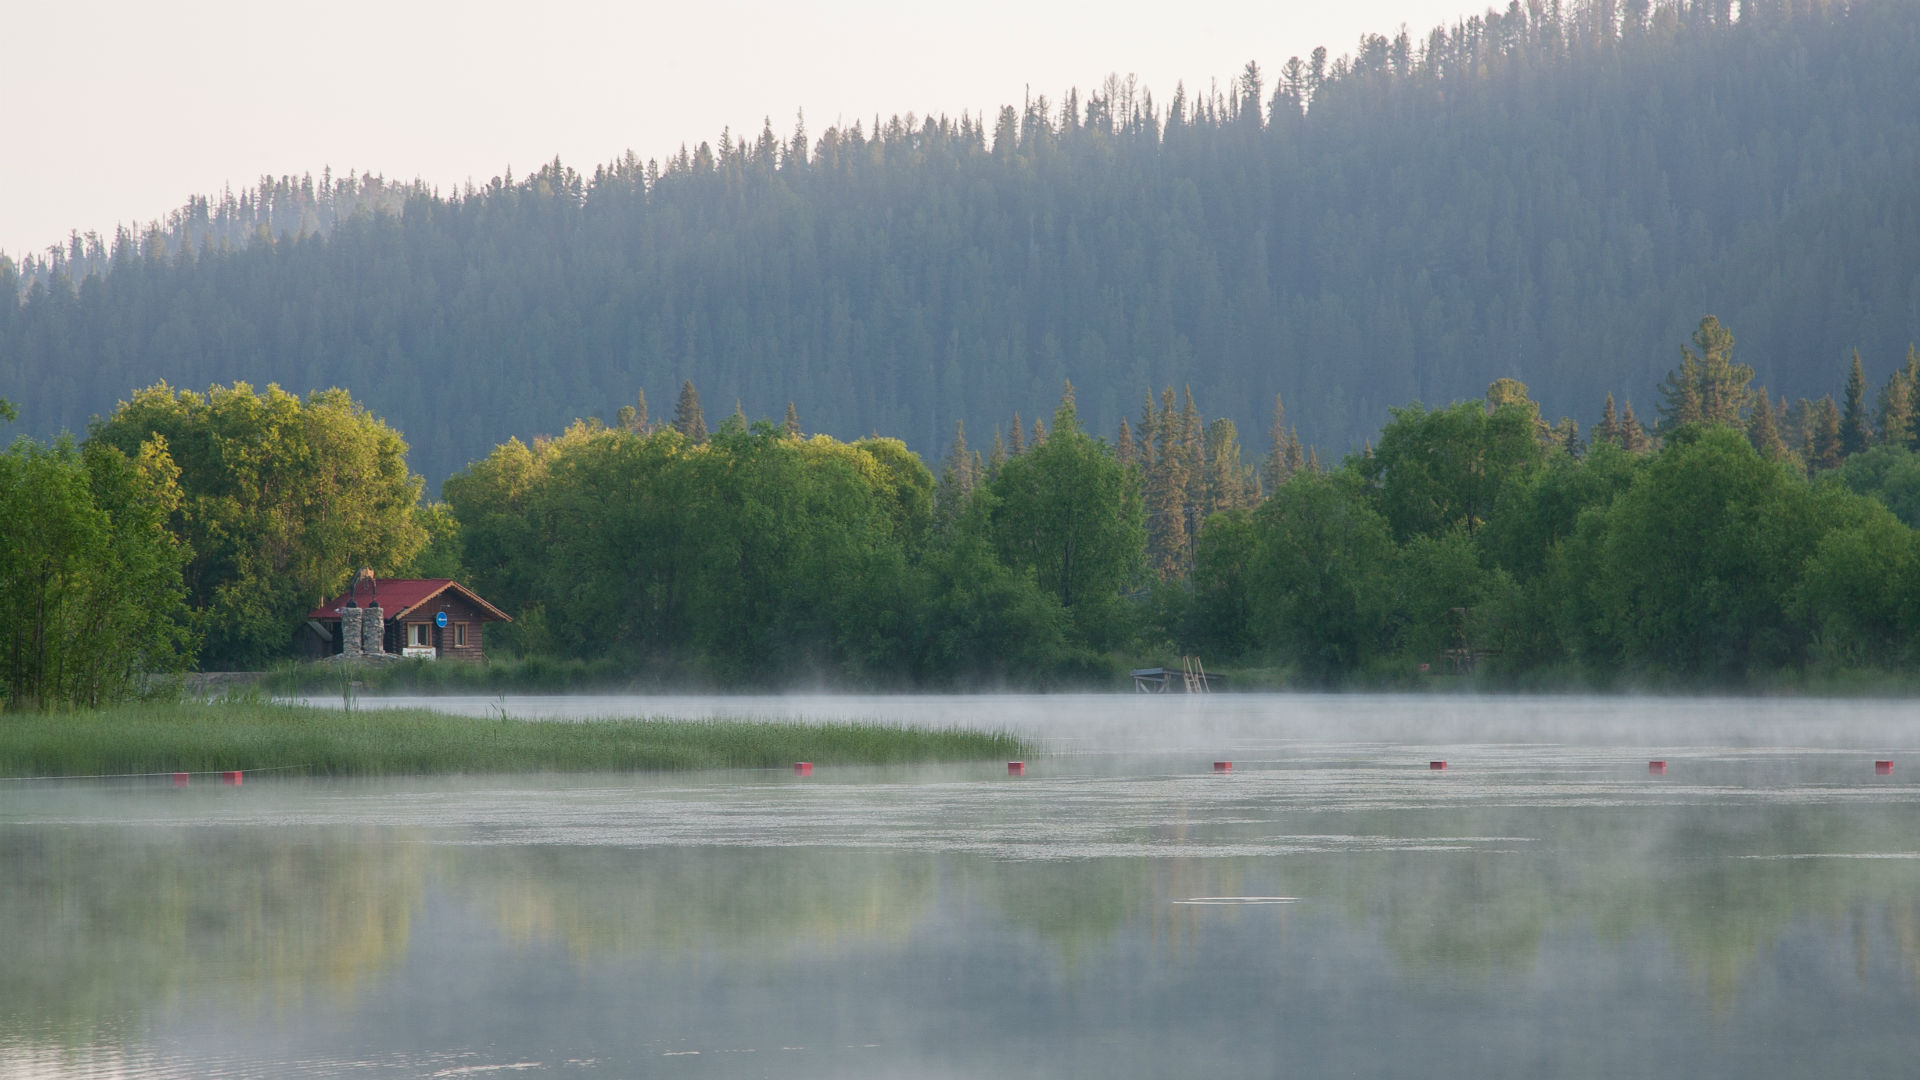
[301,577,512,662]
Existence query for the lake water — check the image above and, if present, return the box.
[6,693,1920,1078]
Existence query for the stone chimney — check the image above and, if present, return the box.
[340,604,364,660]
[363,602,385,657]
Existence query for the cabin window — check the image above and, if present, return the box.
[454,623,467,647]
[409,623,432,647]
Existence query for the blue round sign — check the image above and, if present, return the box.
[435,612,448,628]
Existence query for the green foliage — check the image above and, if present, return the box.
[398,502,465,578]
[1836,446,1920,528]
[984,392,1145,651]
[1792,508,1919,669]
[1245,471,1395,680]
[87,383,426,669]
[1180,508,1260,661]
[1358,396,1547,543]
[0,434,194,707]
[1577,426,1875,678]
[445,414,1085,685]
[1389,529,1510,666]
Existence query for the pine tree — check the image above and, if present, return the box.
[1137,392,1159,469]
[1747,389,1789,461]
[1146,386,1191,579]
[1594,393,1622,446]
[1880,366,1915,450]
[1810,395,1843,470]
[1552,418,1580,457]
[1031,417,1047,447]
[673,380,707,442]
[1179,386,1204,532]
[1009,412,1026,456]
[1841,349,1873,456]
[1203,418,1255,513]
[1657,315,1752,433]
[1116,417,1137,468]
[1262,393,1294,492]
[1618,401,1651,453]
[1785,398,1815,456]
[934,420,977,524]
[988,427,1008,477]
[783,402,802,437]
[632,389,649,431]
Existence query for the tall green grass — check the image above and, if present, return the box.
[0,702,1029,779]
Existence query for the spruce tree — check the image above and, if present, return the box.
[673,380,707,442]
[632,389,649,431]
[934,420,976,524]
[1810,396,1843,469]
[1262,393,1293,492]
[1009,412,1026,456]
[1116,417,1137,467]
[1203,418,1254,512]
[1747,390,1789,461]
[1618,401,1651,453]
[1879,368,1914,450]
[1657,315,1752,432]
[1841,349,1873,456]
[1137,392,1160,469]
[1552,418,1580,457]
[1595,393,1622,446]
[783,402,802,437]
[1180,386,1204,528]
[1147,386,1191,578]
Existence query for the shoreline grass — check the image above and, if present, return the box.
[0,702,1030,780]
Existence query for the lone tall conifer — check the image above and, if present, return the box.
[1657,316,1752,433]
[1841,350,1873,457]
[673,380,708,442]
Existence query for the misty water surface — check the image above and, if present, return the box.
[6,694,1920,1078]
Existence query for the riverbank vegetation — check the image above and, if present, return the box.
[9,307,1920,701]
[0,702,1028,778]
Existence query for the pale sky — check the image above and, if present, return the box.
[3,0,1491,259]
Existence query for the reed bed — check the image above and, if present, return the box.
[0,702,1029,779]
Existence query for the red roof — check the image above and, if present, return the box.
[306,578,511,622]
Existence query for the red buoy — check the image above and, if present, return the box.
[1213,761,1232,773]
[1876,760,1894,775]
[1007,761,1026,776]
[1429,761,1448,771]
[172,772,190,787]
[1648,760,1667,775]
[222,770,243,786]
[793,762,812,776]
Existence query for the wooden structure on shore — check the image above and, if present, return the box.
[1130,657,1219,693]
[300,574,511,662]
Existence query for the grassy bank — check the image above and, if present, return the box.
[0,702,1029,779]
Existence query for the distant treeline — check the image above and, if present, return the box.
[5,0,1920,483]
[8,312,1920,704]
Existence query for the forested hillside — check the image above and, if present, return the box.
[4,0,1919,483]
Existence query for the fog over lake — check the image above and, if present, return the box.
[6,693,1920,1078]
